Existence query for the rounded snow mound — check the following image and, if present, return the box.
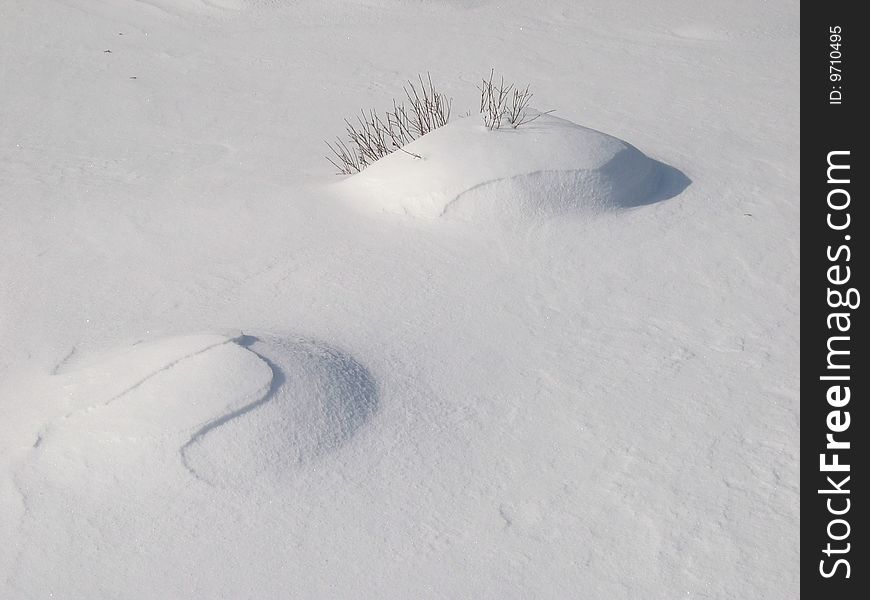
[181,334,378,486]
[25,334,377,489]
[336,113,663,220]
[13,334,377,594]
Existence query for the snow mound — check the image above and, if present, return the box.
[10,334,377,594]
[337,113,662,220]
[181,335,378,486]
[24,334,376,489]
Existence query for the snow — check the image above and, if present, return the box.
[1,0,799,598]
[339,113,663,219]
[181,334,378,485]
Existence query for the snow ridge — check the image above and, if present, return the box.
[177,335,283,483]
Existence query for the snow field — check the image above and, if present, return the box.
[0,0,800,597]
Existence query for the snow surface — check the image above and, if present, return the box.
[339,113,663,219]
[1,0,799,598]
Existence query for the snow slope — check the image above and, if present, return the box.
[1,0,799,598]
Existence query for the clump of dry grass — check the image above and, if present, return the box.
[326,74,452,175]
[325,71,553,174]
[478,69,553,130]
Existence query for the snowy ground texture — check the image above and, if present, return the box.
[0,0,799,598]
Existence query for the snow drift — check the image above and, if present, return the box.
[337,113,662,220]
[9,335,270,594]
[20,333,376,489]
[181,334,378,486]
[9,333,377,596]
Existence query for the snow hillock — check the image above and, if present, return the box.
[20,334,377,493]
[337,113,662,220]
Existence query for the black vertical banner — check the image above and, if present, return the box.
[803,4,865,598]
